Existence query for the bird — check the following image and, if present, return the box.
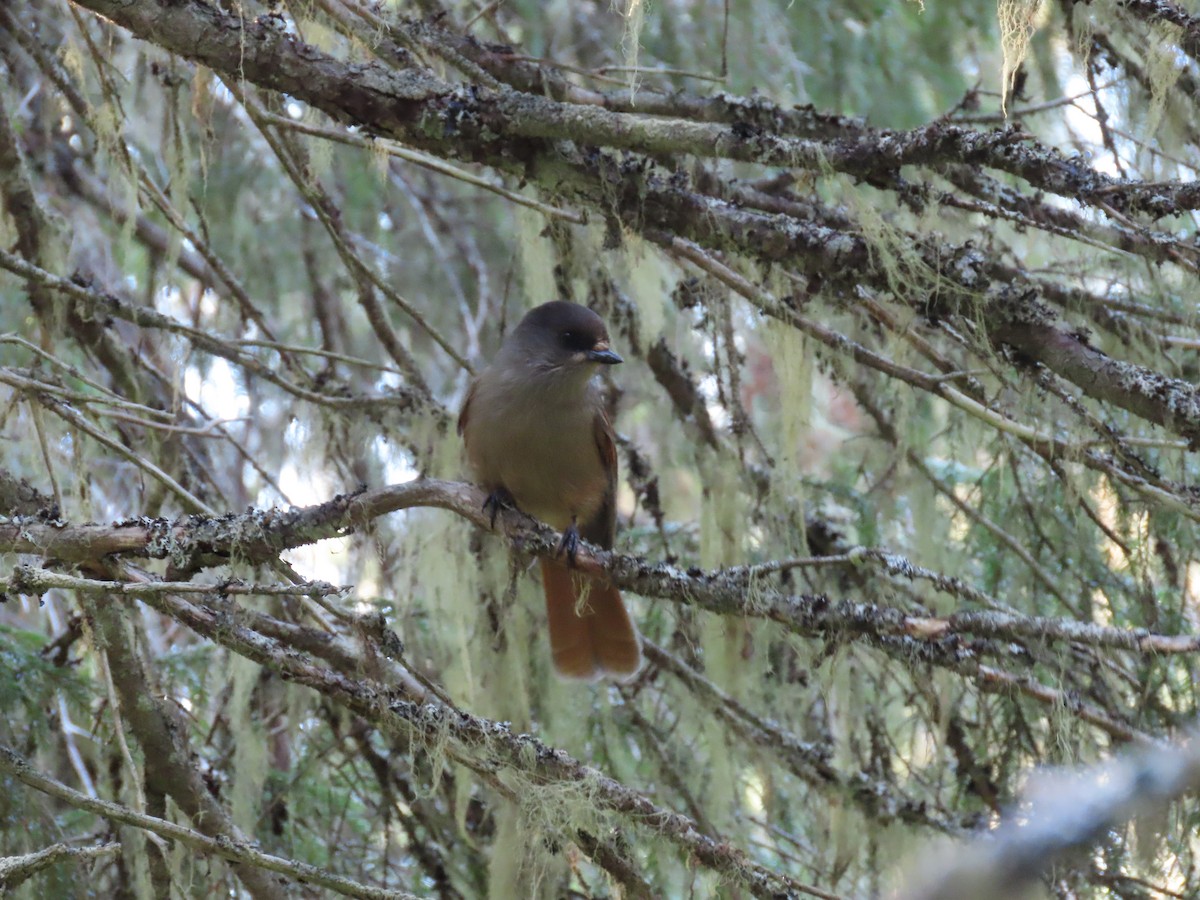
[458,301,642,679]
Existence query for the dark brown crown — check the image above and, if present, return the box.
[516,301,610,352]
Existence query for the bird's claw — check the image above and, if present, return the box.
[482,489,515,530]
[557,521,581,565]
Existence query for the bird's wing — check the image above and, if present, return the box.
[580,408,618,550]
[456,378,478,437]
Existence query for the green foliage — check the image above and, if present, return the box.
[0,624,88,739]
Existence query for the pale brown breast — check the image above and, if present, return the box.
[461,369,608,531]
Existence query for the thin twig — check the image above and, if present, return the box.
[0,746,420,900]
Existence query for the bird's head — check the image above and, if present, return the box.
[507,301,624,378]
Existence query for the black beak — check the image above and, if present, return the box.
[587,346,624,365]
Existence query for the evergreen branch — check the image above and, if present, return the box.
[0,747,420,900]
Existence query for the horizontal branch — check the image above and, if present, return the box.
[0,842,120,890]
[0,478,1187,747]
[7,567,347,598]
[4,480,1195,661]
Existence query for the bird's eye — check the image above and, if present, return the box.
[559,329,592,352]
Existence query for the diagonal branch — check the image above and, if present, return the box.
[65,0,1200,218]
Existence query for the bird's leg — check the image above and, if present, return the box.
[557,516,581,565]
[482,487,516,530]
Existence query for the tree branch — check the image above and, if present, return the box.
[6,480,1198,663]
[0,842,120,890]
[904,730,1200,900]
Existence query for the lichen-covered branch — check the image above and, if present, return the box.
[0,476,1182,753]
[61,0,1200,219]
[0,842,120,890]
[6,482,1197,663]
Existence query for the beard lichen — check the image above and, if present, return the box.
[227,653,270,834]
[997,0,1046,114]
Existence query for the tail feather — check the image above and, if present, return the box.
[540,558,641,679]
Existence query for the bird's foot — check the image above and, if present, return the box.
[482,488,516,530]
[557,519,581,566]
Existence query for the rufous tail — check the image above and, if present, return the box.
[540,558,641,679]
